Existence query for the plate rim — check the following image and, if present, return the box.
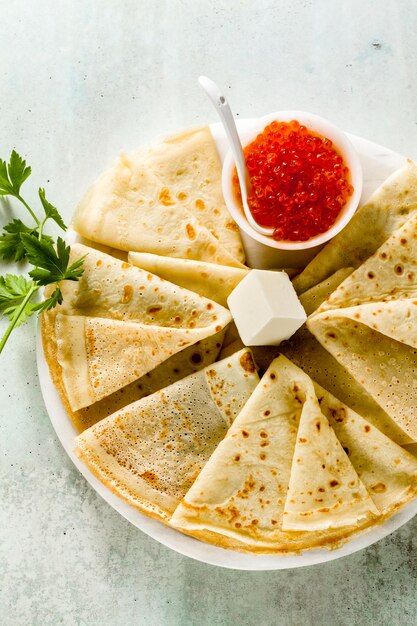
[36,328,417,570]
[36,130,417,570]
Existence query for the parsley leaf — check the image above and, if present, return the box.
[0,151,84,353]
[0,274,35,306]
[22,234,85,285]
[0,161,14,196]
[3,299,39,327]
[0,219,37,261]
[0,219,54,262]
[33,287,63,313]
[0,274,38,326]
[0,151,31,196]
[8,151,32,194]
[38,188,67,231]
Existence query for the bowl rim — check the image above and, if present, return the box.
[222,110,363,251]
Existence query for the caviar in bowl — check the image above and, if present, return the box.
[222,111,363,266]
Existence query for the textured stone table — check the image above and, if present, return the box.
[1,1,416,624]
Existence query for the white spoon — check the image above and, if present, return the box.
[198,76,274,237]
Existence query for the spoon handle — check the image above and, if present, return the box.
[198,76,249,202]
[198,76,274,237]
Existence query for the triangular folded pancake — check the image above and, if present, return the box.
[56,315,220,411]
[44,322,226,434]
[308,213,417,441]
[293,160,417,294]
[308,312,417,441]
[42,243,232,414]
[298,268,355,317]
[315,385,417,516]
[282,396,378,531]
[171,356,379,551]
[282,269,411,444]
[74,235,129,262]
[128,252,249,306]
[72,127,245,266]
[281,325,412,445]
[318,211,417,313]
[75,349,260,521]
[53,243,232,328]
[322,300,417,348]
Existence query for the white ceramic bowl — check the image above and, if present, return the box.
[222,111,363,268]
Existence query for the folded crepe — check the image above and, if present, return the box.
[72,127,245,267]
[75,349,260,521]
[298,268,354,316]
[282,266,412,445]
[42,243,232,413]
[56,315,221,411]
[308,212,417,441]
[51,243,230,326]
[171,356,417,552]
[171,356,377,550]
[128,252,249,306]
[281,326,412,445]
[45,328,226,434]
[293,160,417,294]
[315,385,417,517]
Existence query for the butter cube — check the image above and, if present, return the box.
[227,270,307,346]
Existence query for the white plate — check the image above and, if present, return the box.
[36,124,417,570]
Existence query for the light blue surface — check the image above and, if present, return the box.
[1,1,417,624]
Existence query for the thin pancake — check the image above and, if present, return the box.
[72,127,245,266]
[315,384,417,516]
[171,356,379,551]
[50,243,232,329]
[128,252,249,306]
[317,211,417,313]
[283,394,378,531]
[281,325,412,445]
[50,244,231,410]
[75,349,260,521]
[308,313,417,441]
[43,303,225,433]
[283,269,412,445]
[308,213,417,441]
[293,160,417,294]
[298,268,354,316]
[56,315,221,411]
[405,444,417,457]
[42,243,231,427]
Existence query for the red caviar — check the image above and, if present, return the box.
[233,120,353,241]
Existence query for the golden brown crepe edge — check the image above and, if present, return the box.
[167,489,417,554]
[41,307,80,429]
[44,309,417,553]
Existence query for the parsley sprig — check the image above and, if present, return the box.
[0,151,84,353]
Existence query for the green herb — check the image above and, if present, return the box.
[0,151,84,353]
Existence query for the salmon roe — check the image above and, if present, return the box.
[233,120,353,241]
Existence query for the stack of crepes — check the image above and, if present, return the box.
[43,128,417,554]
[42,242,239,432]
[74,350,417,551]
[43,127,251,432]
[72,126,246,268]
[72,126,251,307]
[286,159,417,449]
